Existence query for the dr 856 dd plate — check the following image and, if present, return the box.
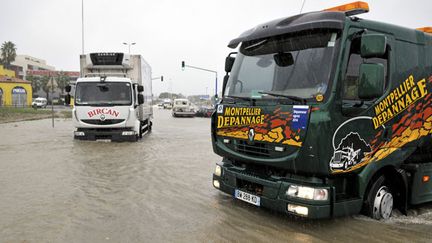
[235,189,261,206]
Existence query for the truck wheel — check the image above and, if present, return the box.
[365,175,394,220]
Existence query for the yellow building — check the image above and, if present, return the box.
[0,65,32,107]
[0,65,16,77]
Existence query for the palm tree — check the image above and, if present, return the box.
[56,71,70,95]
[27,75,41,96]
[40,75,52,101]
[0,41,17,69]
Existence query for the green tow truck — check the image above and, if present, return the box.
[212,1,432,219]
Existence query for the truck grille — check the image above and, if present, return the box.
[81,119,125,125]
[235,140,270,157]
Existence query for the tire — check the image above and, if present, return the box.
[364,175,394,220]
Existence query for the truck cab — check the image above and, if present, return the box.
[66,53,153,141]
[212,2,432,219]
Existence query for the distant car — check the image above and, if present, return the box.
[32,97,47,108]
[195,107,215,117]
[162,98,173,109]
[172,99,195,117]
[163,102,173,109]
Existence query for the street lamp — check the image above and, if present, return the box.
[123,42,136,54]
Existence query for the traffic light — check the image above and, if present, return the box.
[181,61,185,71]
[161,76,164,82]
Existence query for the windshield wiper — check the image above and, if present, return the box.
[223,95,257,105]
[244,39,268,50]
[258,91,306,104]
[224,95,254,102]
[87,102,116,106]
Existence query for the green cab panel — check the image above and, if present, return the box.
[410,163,432,205]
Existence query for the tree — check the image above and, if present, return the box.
[0,41,17,69]
[158,92,185,99]
[56,71,70,95]
[27,75,41,96]
[40,75,52,101]
[158,92,171,99]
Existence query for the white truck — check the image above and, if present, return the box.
[65,52,153,141]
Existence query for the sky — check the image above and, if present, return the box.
[1,0,431,96]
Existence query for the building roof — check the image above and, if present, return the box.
[0,75,31,84]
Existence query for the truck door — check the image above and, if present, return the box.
[330,29,393,174]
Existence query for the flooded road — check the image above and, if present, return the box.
[1,108,432,242]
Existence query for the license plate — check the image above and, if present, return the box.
[235,189,261,206]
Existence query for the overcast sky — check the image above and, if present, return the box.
[1,0,431,96]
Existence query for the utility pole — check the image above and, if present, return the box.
[50,73,54,128]
[81,0,85,54]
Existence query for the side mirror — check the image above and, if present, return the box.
[225,56,235,73]
[222,75,229,96]
[361,34,387,58]
[137,85,144,93]
[65,94,71,105]
[138,94,144,105]
[65,85,71,93]
[358,63,385,100]
[274,52,294,67]
[225,52,237,73]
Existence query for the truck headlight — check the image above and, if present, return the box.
[122,131,136,136]
[214,165,222,177]
[287,204,309,216]
[74,131,85,136]
[213,180,220,189]
[286,185,328,201]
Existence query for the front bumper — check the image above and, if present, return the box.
[213,162,362,219]
[172,111,195,117]
[74,128,137,142]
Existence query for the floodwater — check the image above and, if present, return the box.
[0,109,431,242]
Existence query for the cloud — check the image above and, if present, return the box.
[1,0,430,95]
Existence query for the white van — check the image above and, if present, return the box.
[31,97,47,108]
[172,99,195,117]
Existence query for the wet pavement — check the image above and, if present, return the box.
[0,108,432,242]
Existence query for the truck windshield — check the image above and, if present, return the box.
[75,82,132,106]
[225,29,340,101]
